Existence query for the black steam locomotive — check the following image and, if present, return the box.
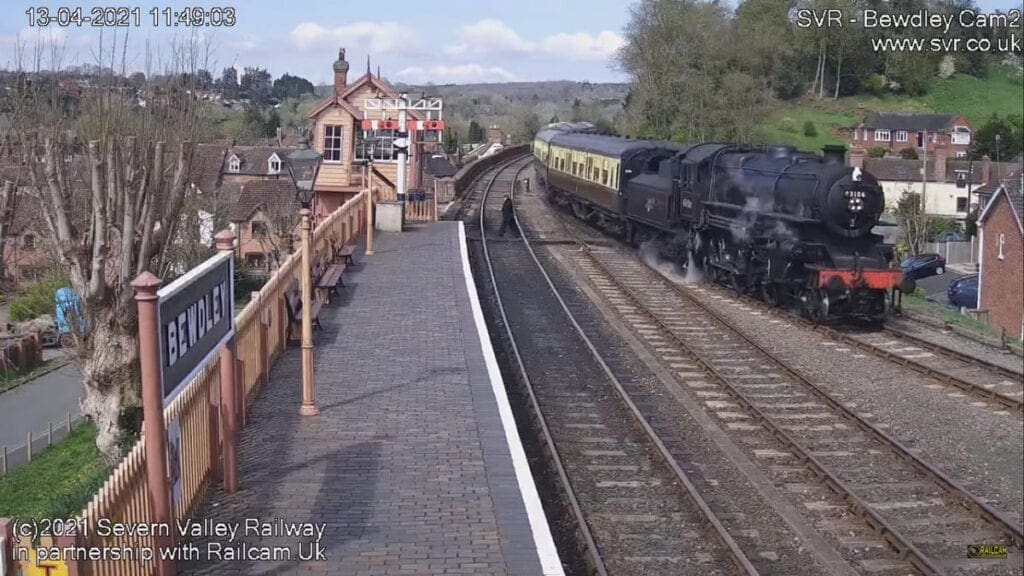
[533,122,910,321]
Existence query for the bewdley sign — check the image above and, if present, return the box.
[157,251,234,404]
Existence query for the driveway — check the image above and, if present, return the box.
[915,263,978,306]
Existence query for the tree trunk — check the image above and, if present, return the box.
[818,41,827,100]
[833,45,843,100]
[79,307,140,464]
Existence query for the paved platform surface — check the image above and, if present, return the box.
[179,222,560,576]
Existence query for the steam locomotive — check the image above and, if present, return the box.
[532,122,910,321]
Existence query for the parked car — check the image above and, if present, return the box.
[899,253,946,280]
[947,274,979,309]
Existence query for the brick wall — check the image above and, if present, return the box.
[979,199,1023,338]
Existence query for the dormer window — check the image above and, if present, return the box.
[268,154,282,174]
[22,234,36,250]
[228,154,241,173]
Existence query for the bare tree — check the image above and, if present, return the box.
[4,32,209,462]
[895,190,931,258]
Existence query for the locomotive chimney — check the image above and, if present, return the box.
[333,47,350,99]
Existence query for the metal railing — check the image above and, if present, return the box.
[69,190,368,576]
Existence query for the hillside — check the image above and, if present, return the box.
[752,66,1024,152]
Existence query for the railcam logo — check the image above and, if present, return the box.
[967,544,1008,559]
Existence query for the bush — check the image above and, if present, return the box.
[868,147,887,158]
[9,274,69,323]
[803,121,817,137]
[862,74,887,96]
[899,147,919,160]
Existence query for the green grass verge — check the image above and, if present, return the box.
[0,360,61,394]
[0,423,109,520]
[903,292,1024,353]
[755,66,1024,151]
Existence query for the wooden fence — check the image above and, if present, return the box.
[67,190,368,576]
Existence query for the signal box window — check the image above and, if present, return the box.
[324,125,343,162]
[356,129,398,162]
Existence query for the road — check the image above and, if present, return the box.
[0,353,82,450]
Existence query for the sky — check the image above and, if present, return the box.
[2,0,1022,85]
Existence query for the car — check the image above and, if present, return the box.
[899,253,946,280]
[947,274,979,309]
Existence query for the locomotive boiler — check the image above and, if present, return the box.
[533,123,910,321]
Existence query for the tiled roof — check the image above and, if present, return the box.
[863,158,1020,185]
[228,178,299,222]
[225,145,291,177]
[192,142,228,192]
[978,166,1024,232]
[423,155,457,178]
[860,113,960,131]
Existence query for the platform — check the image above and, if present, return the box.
[179,222,562,576]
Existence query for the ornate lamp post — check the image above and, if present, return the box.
[287,137,322,417]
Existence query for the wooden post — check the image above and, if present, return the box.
[1,517,13,575]
[366,167,375,255]
[209,402,221,483]
[235,358,246,428]
[215,230,239,494]
[131,271,175,576]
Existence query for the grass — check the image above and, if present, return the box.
[0,423,109,520]
[903,292,1024,353]
[755,65,1024,151]
[0,360,61,394]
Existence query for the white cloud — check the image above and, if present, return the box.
[540,31,625,62]
[289,21,419,55]
[396,64,517,84]
[443,19,625,62]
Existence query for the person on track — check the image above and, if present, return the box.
[500,194,518,237]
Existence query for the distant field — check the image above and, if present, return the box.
[753,66,1024,152]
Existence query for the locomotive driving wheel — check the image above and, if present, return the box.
[761,283,780,307]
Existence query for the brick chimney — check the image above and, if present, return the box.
[849,146,866,170]
[932,140,949,182]
[981,154,992,184]
[333,48,350,99]
[856,104,866,127]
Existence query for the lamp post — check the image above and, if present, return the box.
[363,138,378,254]
[287,137,322,417]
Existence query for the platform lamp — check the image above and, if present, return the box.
[287,137,322,417]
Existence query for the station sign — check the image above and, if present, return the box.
[157,251,234,404]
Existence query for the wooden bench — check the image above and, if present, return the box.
[316,263,346,303]
[284,281,322,343]
[338,244,356,265]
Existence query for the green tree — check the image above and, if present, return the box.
[468,120,485,143]
[973,114,1023,161]
[217,66,238,98]
[240,67,272,105]
[272,73,315,100]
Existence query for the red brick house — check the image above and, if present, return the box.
[228,179,300,271]
[977,167,1023,341]
[850,110,972,158]
[307,48,430,220]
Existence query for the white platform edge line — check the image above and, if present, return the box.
[457,221,565,576]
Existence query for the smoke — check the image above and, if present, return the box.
[638,240,703,285]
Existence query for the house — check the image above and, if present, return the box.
[228,179,300,272]
[849,109,973,158]
[851,147,1018,219]
[977,167,1023,340]
[190,142,230,245]
[486,125,507,145]
[306,48,432,220]
[2,199,51,282]
[421,154,458,196]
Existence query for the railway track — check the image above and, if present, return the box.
[473,156,760,575]
[563,243,1023,575]
[689,283,1024,415]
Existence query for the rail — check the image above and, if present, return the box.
[67,190,368,576]
[436,144,530,209]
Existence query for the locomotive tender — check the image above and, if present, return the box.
[533,122,910,321]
